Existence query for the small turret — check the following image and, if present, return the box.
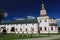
[40,3,47,16]
[41,3,45,10]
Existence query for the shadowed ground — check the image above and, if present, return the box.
[18,35,60,40]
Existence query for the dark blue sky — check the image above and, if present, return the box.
[0,0,60,21]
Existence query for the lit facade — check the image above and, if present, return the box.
[0,3,58,34]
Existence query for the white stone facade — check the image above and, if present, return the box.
[37,16,58,33]
[0,23,38,34]
[0,3,58,34]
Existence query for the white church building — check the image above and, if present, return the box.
[0,3,58,34]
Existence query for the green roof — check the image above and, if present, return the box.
[40,15,47,17]
[39,15,56,19]
[49,23,58,26]
[49,17,56,19]
[0,19,38,25]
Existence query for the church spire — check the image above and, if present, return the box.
[40,1,47,16]
[41,3,45,10]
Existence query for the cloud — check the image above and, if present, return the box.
[4,13,8,17]
[56,18,60,26]
[27,15,36,20]
[14,16,36,20]
[1,20,5,22]
[1,20,10,22]
[14,17,25,20]
[56,18,60,22]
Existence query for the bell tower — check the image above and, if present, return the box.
[40,3,47,16]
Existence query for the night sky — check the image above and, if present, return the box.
[0,0,60,21]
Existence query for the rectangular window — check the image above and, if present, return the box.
[51,27,53,31]
[50,20,52,22]
[40,20,41,22]
[20,28,22,32]
[44,27,46,31]
[45,19,47,22]
[40,27,42,31]
[26,28,27,32]
[32,28,34,32]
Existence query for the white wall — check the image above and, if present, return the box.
[37,16,58,33]
[0,23,38,34]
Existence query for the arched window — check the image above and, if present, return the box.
[44,27,46,31]
[11,27,15,32]
[40,27,42,31]
[20,28,22,32]
[32,28,34,32]
[45,19,47,22]
[51,27,53,31]
[26,28,27,32]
